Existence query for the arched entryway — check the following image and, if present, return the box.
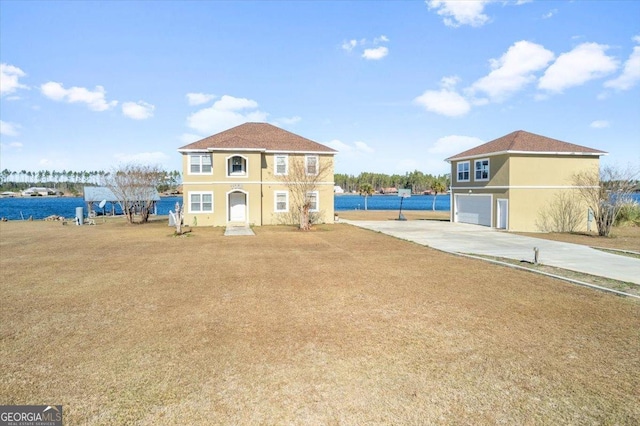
[227,190,247,223]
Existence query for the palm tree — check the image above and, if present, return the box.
[430,179,447,211]
[359,183,375,211]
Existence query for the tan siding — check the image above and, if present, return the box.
[509,155,600,186]
[182,152,335,227]
[508,188,590,232]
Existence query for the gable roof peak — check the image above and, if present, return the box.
[178,122,336,153]
[446,130,606,161]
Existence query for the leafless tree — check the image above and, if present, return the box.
[278,156,332,230]
[573,164,639,237]
[173,201,184,235]
[102,163,165,224]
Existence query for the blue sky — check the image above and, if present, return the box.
[1,0,639,176]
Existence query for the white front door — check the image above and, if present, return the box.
[229,192,246,222]
[497,199,508,229]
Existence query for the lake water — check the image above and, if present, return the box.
[2,193,638,221]
[0,194,450,220]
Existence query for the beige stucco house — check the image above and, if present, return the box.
[446,130,606,232]
[178,122,336,227]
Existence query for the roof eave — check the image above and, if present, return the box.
[264,149,337,154]
[445,150,607,162]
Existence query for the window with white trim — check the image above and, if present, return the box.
[189,192,213,213]
[274,191,289,212]
[457,161,470,182]
[305,155,318,176]
[307,191,319,212]
[227,155,247,177]
[474,158,490,181]
[274,154,288,175]
[189,154,212,174]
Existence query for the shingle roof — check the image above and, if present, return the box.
[446,130,606,161]
[178,122,337,153]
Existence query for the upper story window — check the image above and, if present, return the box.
[274,154,288,176]
[189,154,212,174]
[474,159,490,181]
[457,161,470,182]
[305,155,318,176]
[227,155,247,177]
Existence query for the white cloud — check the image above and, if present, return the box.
[0,141,23,152]
[326,139,374,154]
[40,81,117,111]
[396,158,420,172]
[186,92,216,106]
[187,95,268,135]
[0,64,28,96]
[342,39,358,52]
[343,35,389,59]
[426,0,491,28]
[122,101,155,120]
[362,46,389,60]
[542,9,557,19]
[0,120,20,137]
[114,151,170,165]
[274,116,301,126]
[179,133,203,145]
[428,135,484,157]
[538,43,619,93]
[354,141,375,153]
[374,35,389,44]
[470,41,554,101]
[604,41,640,91]
[326,139,351,153]
[590,120,610,129]
[414,77,470,117]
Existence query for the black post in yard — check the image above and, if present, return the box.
[398,196,406,221]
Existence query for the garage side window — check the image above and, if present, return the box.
[474,159,489,181]
[457,161,470,182]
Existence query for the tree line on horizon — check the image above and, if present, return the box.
[1,167,450,196]
[0,168,182,195]
[335,171,450,194]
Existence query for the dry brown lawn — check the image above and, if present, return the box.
[1,218,639,425]
[517,226,640,253]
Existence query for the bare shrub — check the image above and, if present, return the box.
[277,156,332,230]
[573,165,639,236]
[536,192,584,233]
[102,163,165,224]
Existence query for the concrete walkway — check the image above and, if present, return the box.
[224,225,255,236]
[343,219,640,285]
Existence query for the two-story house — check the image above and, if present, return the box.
[178,122,337,227]
[446,130,606,232]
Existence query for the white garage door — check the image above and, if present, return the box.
[455,194,492,226]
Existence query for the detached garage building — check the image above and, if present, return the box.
[446,130,606,232]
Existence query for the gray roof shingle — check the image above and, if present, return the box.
[446,130,606,161]
[178,122,337,153]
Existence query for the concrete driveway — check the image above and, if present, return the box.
[343,219,640,285]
